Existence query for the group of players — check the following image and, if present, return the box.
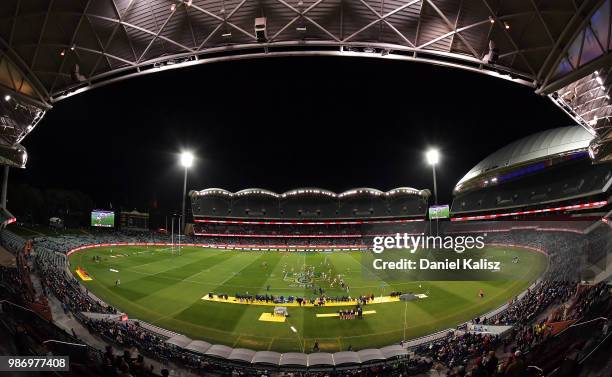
[338,305,364,320]
[281,259,351,293]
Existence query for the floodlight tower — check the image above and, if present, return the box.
[425,149,439,205]
[180,151,194,234]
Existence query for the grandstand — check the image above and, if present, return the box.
[188,187,429,250]
[452,127,612,220]
[190,187,430,220]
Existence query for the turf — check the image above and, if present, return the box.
[68,246,546,352]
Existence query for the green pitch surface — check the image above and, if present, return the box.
[69,246,546,352]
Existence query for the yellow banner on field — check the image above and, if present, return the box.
[75,267,93,281]
[202,295,400,307]
[258,313,287,322]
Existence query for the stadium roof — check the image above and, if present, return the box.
[0,0,610,165]
[191,187,429,198]
[455,125,594,189]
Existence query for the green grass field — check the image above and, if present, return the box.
[69,246,546,352]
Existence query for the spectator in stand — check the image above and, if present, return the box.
[502,350,526,377]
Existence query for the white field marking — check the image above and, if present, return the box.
[125,249,222,275]
[126,258,240,278]
[148,255,259,322]
[345,252,393,292]
[153,247,175,252]
[210,253,262,288]
[131,253,255,295]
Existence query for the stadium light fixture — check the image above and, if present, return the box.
[425,148,440,205]
[3,95,10,102]
[179,151,194,235]
[180,151,194,168]
[425,149,439,165]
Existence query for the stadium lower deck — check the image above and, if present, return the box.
[68,245,547,352]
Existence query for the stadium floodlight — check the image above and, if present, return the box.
[425,149,439,165]
[425,148,440,205]
[3,95,10,102]
[180,151,194,168]
[179,151,194,234]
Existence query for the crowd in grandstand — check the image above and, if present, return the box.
[35,254,116,314]
[418,281,610,376]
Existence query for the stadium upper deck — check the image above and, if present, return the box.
[190,187,430,221]
[452,126,612,218]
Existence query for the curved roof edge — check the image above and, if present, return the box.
[191,187,428,199]
[455,126,594,190]
[165,339,407,367]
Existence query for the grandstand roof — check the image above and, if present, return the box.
[281,188,337,198]
[191,187,428,198]
[234,188,279,198]
[455,126,594,189]
[0,0,610,155]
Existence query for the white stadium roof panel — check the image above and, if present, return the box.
[165,334,192,348]
[379,344,409,359]
[356,348,386,362]
[456,126,595,187]
[252,351,282,365]
[205,344,234,359]
[279,352,308,366]
[332,351,361,365]
[183,340,212,354]
[227,348,256,363]
[307,352,334,366]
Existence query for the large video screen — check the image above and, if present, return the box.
[91,210,115,228]
[428,204,450,220]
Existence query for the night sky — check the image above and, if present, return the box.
[12,57,571,214]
